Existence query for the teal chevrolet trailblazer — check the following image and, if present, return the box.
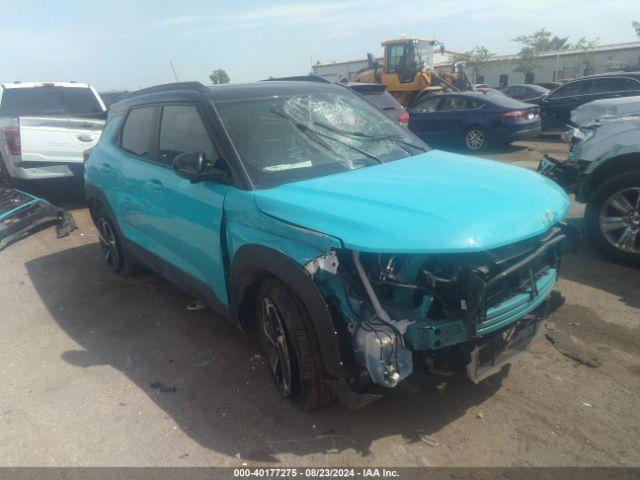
[84,80,573,410]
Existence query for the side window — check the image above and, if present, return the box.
[412,96,441,113]
[386,45,405,74]
[121,106,155,158]
[548,80,584,98]
[509,86,523,97]
[439,96,471,111]
[590,77,640,93]
[158,105,217,166]
[466,99,483,109]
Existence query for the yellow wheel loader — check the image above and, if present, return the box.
[354,38,472,107]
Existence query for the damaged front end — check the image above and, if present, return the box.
[307,226,573,391]
[0,188,76,251]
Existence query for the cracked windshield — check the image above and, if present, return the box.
[215,89,427,186]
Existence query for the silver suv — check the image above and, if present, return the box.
[539,96,640,265]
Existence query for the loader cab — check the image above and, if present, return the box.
[382,39,435,84]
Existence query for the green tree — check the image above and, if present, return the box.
[633,21,640,39]
[209,69,230,85]
[511,29,562,77]
[513,28,571,53]
[512,46,540,77]
[573,37,600,75]
[453,46,496,82]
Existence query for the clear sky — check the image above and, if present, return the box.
[1,0,639,91]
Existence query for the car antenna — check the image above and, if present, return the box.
[169,60,179,82]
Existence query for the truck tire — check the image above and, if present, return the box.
[95,207,145,276]
[256,278,334,410]
[585,170,640,266]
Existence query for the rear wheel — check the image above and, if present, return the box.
[256,278,333,410]
[463,126,488,152]
[95,209,144,276]
[585,171,640,266]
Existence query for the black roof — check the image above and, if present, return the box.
[108,80,349,114]
[570,71,640,81]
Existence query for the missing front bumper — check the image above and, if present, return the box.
[0,188,77,251]
[466,302,546,384]
[537,155,581,194]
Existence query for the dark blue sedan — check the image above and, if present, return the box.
[408,92,541,151]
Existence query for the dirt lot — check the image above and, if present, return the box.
[1,138,639,467]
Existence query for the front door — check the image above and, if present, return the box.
[540,80,586,128]
[142,103,230,306]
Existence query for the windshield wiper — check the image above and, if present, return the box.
[312,119,427,154]
[271,105,382,164]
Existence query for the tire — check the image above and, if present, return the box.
[95,208,144,276]
[463,126,489,152]
[585,170,640,266]
[256,278,334,410]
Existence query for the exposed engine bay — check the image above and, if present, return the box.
[307,226,573,390]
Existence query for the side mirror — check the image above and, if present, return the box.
[172,152,227,183]
[173,152,206,181]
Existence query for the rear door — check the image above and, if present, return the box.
[111,105,158,249]
[141,103,230,305]
[408,95,444,141]
[433,96,483,142]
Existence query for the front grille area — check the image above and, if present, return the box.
[475,232,561,337]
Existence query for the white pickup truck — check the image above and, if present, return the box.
[0,82,106,181]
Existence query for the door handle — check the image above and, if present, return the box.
[99,163,112,174]
[77,134,94,142]
[148,178,164,191]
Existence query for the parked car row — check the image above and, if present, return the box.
[474,72,640,132]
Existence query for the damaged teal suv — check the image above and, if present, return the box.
[85,80,571,410]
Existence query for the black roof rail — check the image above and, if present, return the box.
[263,75,331,84]
[131,81,207,97]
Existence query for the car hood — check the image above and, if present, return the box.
[252,150,570,253]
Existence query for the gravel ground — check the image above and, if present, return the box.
[0,138,638,467]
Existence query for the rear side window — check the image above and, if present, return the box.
[412,96,441,113]
[158,105,217,166]
[589,77,640,93]
[361,91,403,112]
[121,107,155,158]
[439,96,482,111]
[0,87,103,117]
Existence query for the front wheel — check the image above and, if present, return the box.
[463,126,489,152]
[585,171,640,266]
[256,278,333,410]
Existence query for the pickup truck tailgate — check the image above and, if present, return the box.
[18,116,104,165]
